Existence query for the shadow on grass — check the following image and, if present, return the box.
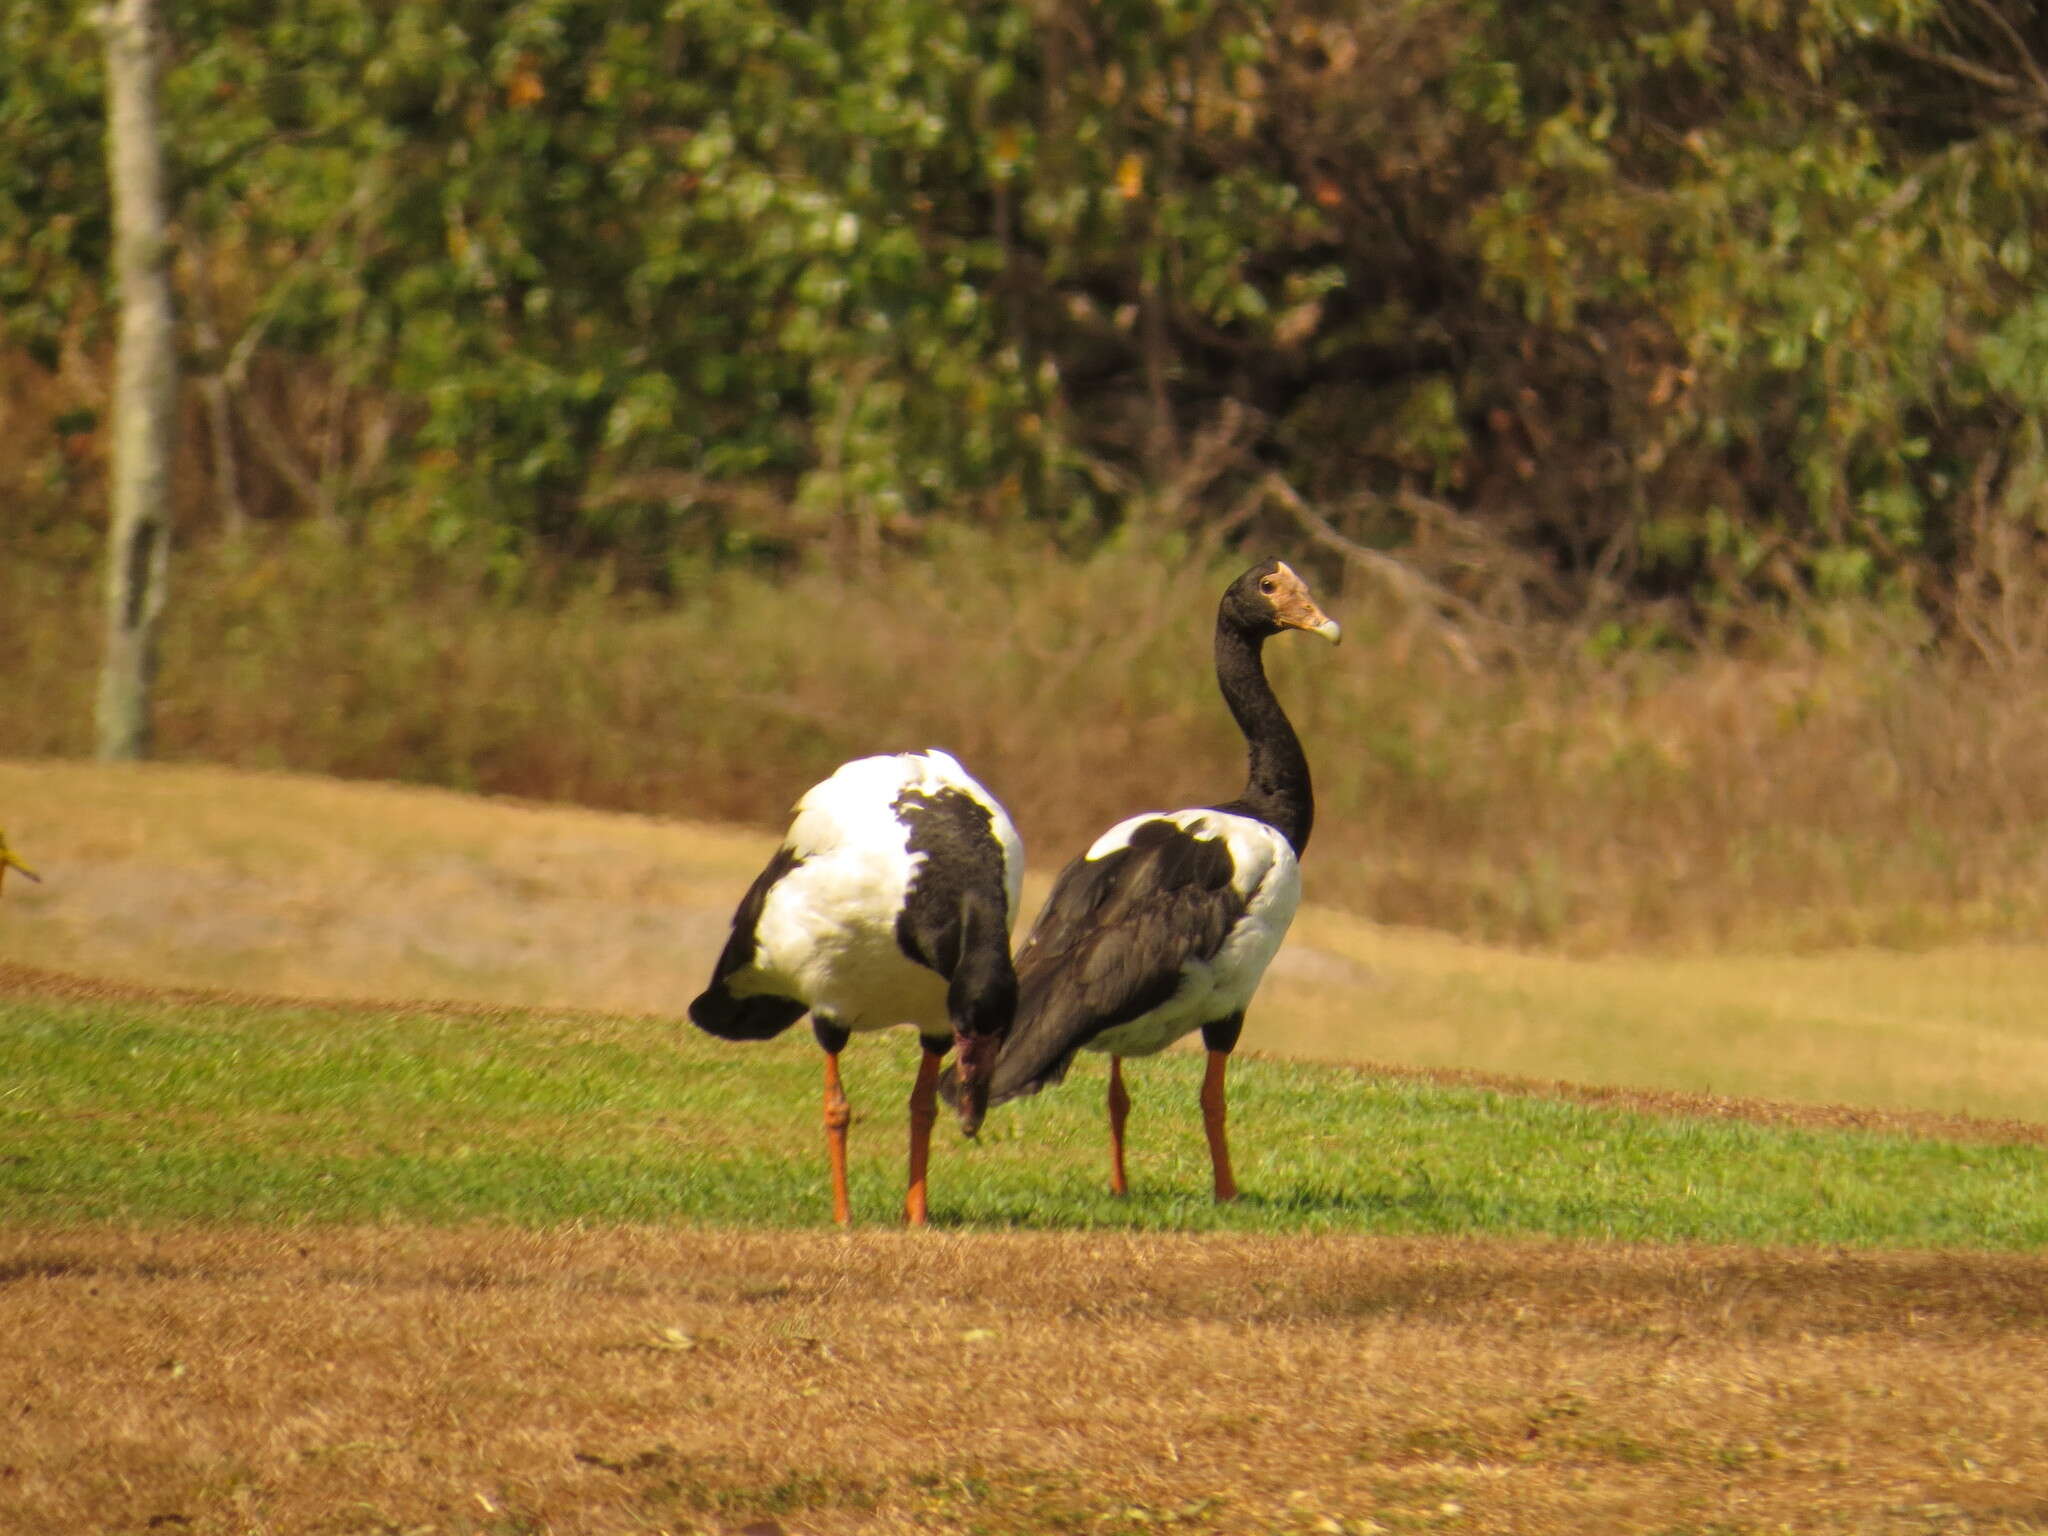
[925,1170,1529,1236]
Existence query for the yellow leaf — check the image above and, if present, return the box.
[505,59,545,109]
[1115,152,1144,200]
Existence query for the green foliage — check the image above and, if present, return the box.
[4,0,2047,604]
[6,988,2047,1244]
[1465,0,2048,601]
[0,7,103,370]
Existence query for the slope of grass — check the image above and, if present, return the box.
[12,759,2048,1124]
[5,983,2045,1249]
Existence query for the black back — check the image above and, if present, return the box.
[892,785,1018,1044]
[947,817,1248,1108]
[891,787,1009,973]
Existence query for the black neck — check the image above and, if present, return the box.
[1211,618,1314,854]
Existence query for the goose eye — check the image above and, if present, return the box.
[1259,577,1277,595]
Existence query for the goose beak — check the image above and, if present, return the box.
[1279,599,1342,645]
[950,1031,998,1137]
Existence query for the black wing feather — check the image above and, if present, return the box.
[953,819,1246,1108]
[687,845,810,1042]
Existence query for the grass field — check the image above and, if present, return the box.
[8,967,2048,1535]
[8,760,2048,1533]
[5,969,2047,1247]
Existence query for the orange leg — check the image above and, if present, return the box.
[823,1052,852,1226]
[1106,1055,1131,1197]
[904,1046,944,1226]
[1200,1049,1238,1203]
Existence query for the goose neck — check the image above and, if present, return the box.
[1214,618,1313,854]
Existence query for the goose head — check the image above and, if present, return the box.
[1222,559,1342,644]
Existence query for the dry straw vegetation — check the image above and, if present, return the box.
[7,1225,2048,1536]
[19,533,2048,959]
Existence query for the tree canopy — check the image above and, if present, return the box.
[6,0,2047,617]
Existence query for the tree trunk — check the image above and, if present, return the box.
[97,0,176,762]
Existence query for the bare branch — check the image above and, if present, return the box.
[1882,34,2032,97]
[185,244,246,538]
[222,171,382,387]
[1160,397,1261,520]
[231,375,327,519]
[1957,0,2048,99]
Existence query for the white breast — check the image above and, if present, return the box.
[741,749,1021,1035]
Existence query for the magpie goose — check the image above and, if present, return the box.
[942,561,1337,1201]
[690,750,1022,1224]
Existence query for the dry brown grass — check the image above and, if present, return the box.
[5,1224,2048,1535]
[0,757,764,1014]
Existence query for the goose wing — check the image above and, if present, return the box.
[967,814,1253,1105]
[687,844,810,1041]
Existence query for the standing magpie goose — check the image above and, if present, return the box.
[689,750,1022,1225]
[942,560,1338,1201]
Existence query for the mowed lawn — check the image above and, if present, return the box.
[6,976,2046,1249]
[7,971,2048,1534]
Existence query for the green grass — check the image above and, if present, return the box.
[4,988,2045,1248]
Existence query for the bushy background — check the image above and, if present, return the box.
[12,0,2048,949]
